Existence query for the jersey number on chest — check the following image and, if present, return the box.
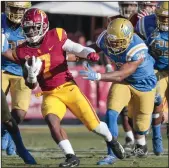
[38,53,52,79]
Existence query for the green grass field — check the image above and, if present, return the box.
[2,125,168,167]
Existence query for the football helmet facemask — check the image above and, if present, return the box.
[155,1,169,31]
[5,2,31,24]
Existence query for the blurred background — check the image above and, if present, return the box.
[1,1,120,124]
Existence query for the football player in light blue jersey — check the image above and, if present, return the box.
[145,1,169,156]
[80,18,157,161]
[1,34,36,164]
[1,2,31,155]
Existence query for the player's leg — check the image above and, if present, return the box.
[152,93,163,156]
[96,83,130,164]
[4,75,31,155]
[1,89,36,164]
[10,76,31,124]
[152,71,168,155]
[131,86,156,157]
[41,91,80,167]
[65,83,126,161]
[59,82,125,160]
[121,106,135,157]
[1,72,13,153]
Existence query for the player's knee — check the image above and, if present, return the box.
[135,130,149,135]
[11,109,26,124]
[106,109,119,121]
[121,106,128,116]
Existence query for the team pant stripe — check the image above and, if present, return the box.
[80,90,100,123]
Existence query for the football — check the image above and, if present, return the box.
[23,57,42,79]
[26,57,33,66]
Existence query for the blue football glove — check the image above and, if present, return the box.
[79,62,101,81]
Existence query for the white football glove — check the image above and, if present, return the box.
[25,56,42,83]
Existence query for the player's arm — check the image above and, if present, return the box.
[62,39,99,62]
[2,49,19,63]
[80,58,143,82]
[66,43,101,62]
[98,58,143,82]
[1,34,19,63]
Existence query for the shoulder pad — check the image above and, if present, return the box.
[96,30,107,48]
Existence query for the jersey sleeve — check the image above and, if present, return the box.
[135,17,146,39]
[55,28,68,43]
[96,30,107,48]
[126,43,148,62]
[2,34,9,53]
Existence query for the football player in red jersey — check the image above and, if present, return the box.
[2,8,125,167]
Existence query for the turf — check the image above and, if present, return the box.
[2,125,168,167]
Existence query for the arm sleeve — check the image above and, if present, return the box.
[2,34,9,53]
[62,39,95,59]
[126,43,148,62]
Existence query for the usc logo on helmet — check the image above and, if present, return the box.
[37,10,46,17]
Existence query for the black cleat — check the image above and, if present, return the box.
[123,137,135,158]
[59,154,80,167]
[107,139,125,159]
[133,144,148,158]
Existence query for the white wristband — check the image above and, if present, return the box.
[27,76,37,84]
[97,73,101,81]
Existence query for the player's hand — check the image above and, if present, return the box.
[79,62,101,81]
[105,64,113,72]
[87,52,99,62]
[25,56,42,83]
[138,10,150,19]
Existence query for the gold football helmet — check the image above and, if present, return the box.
[106,18,134,55]
[155,1,169,31]
[118,2,138,19]
[5,2,31,24]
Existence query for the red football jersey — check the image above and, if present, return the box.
[16,28,73,91]
[129,13,139,28]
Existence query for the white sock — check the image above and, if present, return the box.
[93,122,112,142]
[126,131,134,143]
[58,139,75,155]
[135,136,146,146]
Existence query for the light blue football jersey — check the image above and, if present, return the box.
[135,14,156,40]
[135,14,168,71]
[1,13,25,76]
[147,30,168,71]
[96,31,157,92]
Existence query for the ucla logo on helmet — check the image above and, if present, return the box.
[121,24,132,37]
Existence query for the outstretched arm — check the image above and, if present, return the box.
[62,39,99,62]
[80,58,143,82]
